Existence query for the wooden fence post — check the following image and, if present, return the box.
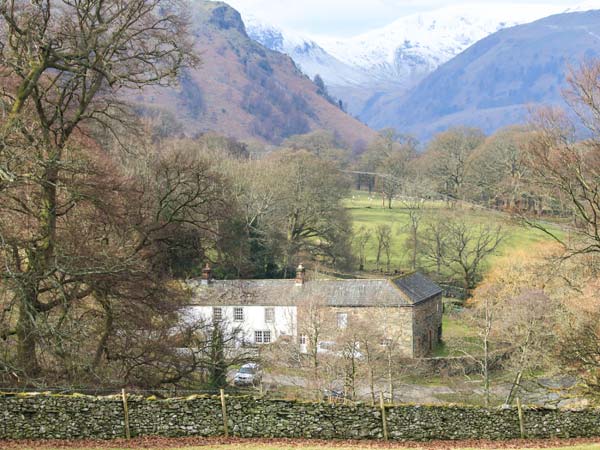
[379,392,389,441]
[220,389,229,438]
[121,388,131,439]
[516,397,525,439]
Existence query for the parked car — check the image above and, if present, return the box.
[317,340,363,359]
[323,388,346,402]
[233,363,262,387]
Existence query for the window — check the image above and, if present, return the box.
[265,307,275,323]
[255,330,272,344]
[212,307,222,322]
[299,335,307,345]
[337,312,348,330]
[234,307,244,322]
[380,338,392,347]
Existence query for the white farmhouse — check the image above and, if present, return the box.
[186,264,444,358]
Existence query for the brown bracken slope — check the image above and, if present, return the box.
[135,1,376,148]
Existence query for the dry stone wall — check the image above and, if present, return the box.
[1,393,599,441]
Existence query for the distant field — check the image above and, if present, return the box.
[344,190,557,274]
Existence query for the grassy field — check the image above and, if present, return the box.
[345,190,556,274]
[431,314,478,357]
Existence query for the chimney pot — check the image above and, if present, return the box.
[295,264,306,286]
[201,263,212,285]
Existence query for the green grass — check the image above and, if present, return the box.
[432,313,479,357]
[345,190,558,275]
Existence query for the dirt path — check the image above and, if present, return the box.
[2,437,600,449]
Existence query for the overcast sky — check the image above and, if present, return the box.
[223,0,595,36]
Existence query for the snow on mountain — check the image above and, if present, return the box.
[318,3,568,84]
[244,15,371,86]
[564,0,600,12]
[242,2,600,118]
[245,3,571,88]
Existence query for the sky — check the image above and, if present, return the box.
[223,0,596,36]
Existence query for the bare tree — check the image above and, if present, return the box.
[375,224,393,272]
[466,126,534,210]
[422,127,485,203]
[296,294,333,400]
[497,290,559,405]
[443,219,505,294]
[401,198,425,270]
[524,59,600,397]
[354,226,372,271]
[458,285,503,407]
[527,59,600,256]
[0,0,196,379]
[420,220,448,277]
[268,150,353,277]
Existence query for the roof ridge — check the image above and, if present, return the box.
[389,271,418,281]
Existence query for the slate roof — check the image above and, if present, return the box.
[392,272,444,304]
[189,272,442,308]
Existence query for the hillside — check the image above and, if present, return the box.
[244,3,570,118]
[362,9,600,140]
[137,1,376,147]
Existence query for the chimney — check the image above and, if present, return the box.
[201,263,212,285]
[295,264,306,286]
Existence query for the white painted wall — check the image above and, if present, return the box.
[184,305,297,345]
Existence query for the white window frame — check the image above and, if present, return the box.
[213,307,222,322]
[264,307,275,323]
[255,330,272,344]
[233,307,244,322]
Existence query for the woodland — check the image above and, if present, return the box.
[0,0,599,401]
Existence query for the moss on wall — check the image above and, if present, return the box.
[1,393,599,441]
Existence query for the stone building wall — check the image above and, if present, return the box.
[412,294,443,357]
[325,306,415,356]
[2,393,599,441]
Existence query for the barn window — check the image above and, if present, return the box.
[337,312,348,330]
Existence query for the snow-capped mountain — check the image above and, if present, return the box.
[246,4,568,86]
[319,3,565,83]
[243,2,600,117]
[244,15,371,87]
[366,8,600,140]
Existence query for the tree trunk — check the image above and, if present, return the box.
[93,299,114,369]
[15,156,60,377]
[483,334,490,407]
[16,289,40,378]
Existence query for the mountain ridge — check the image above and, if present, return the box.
[364,9,600,140]
[243,2,600,120]
[137,1,376,147]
